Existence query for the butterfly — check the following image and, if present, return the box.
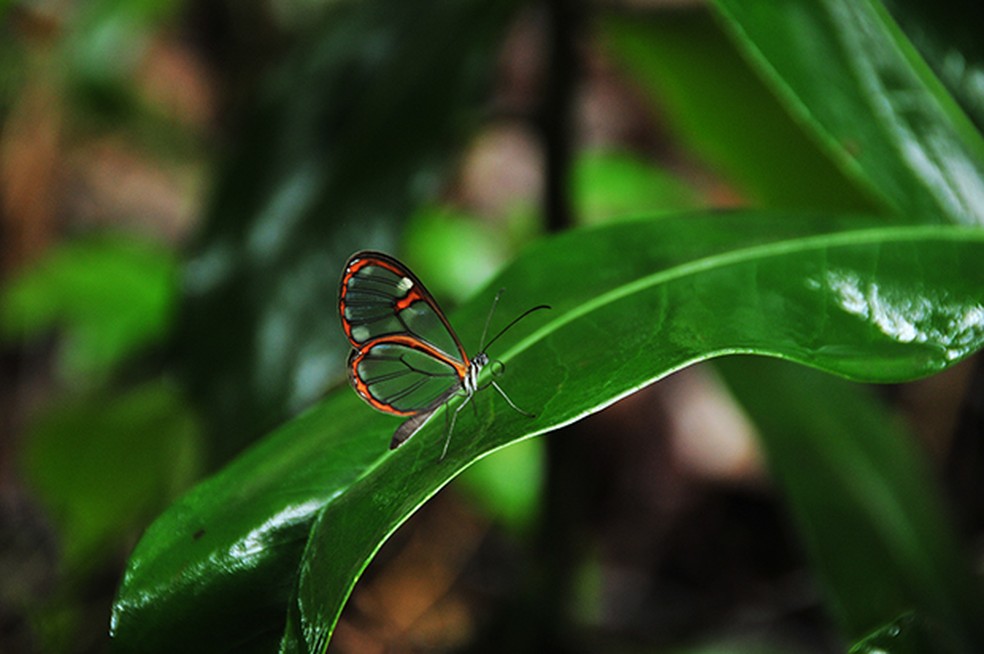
[339,251,549,458]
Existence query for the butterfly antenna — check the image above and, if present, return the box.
[482,303,551,353]
[478,288,505,351]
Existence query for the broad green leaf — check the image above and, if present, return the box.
[111,212,984,652]
[712,0,984,226]
[288,215,984,652]
[602,10,873,212]
[616,4,984,647]
[717,358,984,645]
[0,234,177,380]
[177,0,525,464]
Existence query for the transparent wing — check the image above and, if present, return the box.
[339,251,468,363]
[348,337,463,416]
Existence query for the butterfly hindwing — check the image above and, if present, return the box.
[348,337,463,415]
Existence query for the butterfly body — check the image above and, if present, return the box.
[338,251,547,456]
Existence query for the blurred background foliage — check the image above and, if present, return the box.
[1,0,983,653]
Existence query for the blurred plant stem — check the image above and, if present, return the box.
[536,0,584,648]
[541,0,580,234]
[946,354,984,535]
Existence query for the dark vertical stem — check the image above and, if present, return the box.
[943,353,984,646]
[541,0,580,233]
[946,355,984,534]
[535,0,583,649]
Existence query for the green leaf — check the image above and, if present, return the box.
[849,612,965,654]
[573,149,701,223]
[112,390,378,652]
[717,358,984,645]
[112,212,984,652]
[712,0,984,225]
[602,10,874,212]
[880,2,984,135]
[289,215,984,652]
[613,5,984,647]
[0,234,177,380]
[455,437,544,532]
[177,0,525,464]
[20,381,201,573]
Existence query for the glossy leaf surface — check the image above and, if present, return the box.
[289,215,984,651]
[712,0,984,225]
[111,212,984,651]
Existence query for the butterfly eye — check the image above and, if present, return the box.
[490,359,506,378]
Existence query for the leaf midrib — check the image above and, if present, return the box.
[502,224,984,364]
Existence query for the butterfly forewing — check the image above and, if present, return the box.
[340,252,466,362]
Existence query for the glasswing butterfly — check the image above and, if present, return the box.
[339,251,549,458]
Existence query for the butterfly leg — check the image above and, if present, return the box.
[490,380,535,418]
[441,391,474,460]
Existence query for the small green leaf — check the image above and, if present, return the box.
[402,205,512,303]
[573,149,701,223]
[21,381,201,573]
[62,0,184,122]
[456,437,544,532]
[1,234,177,380]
